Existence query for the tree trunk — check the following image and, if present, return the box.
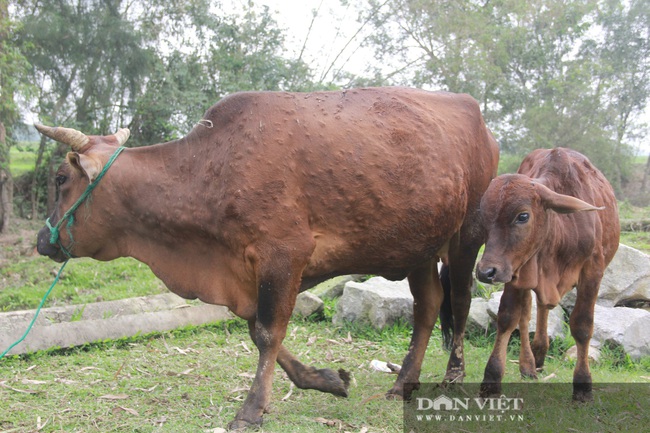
[31,135,48,219]
[0,122,12,233]
[641,153,650,192]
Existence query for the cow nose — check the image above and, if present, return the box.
[477,266,497,284]
[36,226,58,257]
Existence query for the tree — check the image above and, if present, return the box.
[0,0,31,232]
[358,0,649,193]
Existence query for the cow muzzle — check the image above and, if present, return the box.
[36,226,67,262]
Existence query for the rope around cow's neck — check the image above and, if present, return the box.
[46,146,126,258]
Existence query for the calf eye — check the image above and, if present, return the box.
[56,175,67,186]
[515,212,529,224]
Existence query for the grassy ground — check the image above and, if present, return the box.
[1,316,649,433]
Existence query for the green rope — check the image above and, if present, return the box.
[47,146,125,257]
[0,260,69,359]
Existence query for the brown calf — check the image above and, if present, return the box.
[476,148,619,401]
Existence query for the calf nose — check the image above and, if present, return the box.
[476,266,497,284]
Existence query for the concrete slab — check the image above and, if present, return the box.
[0,294,232,355]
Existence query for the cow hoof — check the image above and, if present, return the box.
[227,417,263,432]
[386,382,419,401]
[385,390,403,401]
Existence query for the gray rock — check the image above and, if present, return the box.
[565,345,601,363]
[0,294,232,355]
[592,304,650,360]
[310,275,361,300]
[332,277,413,329]
[467,298,492,333]
[293,291,324,317]
[486,291,566,339]
[562,244,650,311]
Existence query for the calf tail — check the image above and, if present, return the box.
[439,264,453,351]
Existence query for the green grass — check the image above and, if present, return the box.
[9,142,38,177]
[0,318,648,432]
[0,257,166,312]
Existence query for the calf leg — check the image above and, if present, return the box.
[570,266,601,402]
[480,284,524,397]
[517,290,537,379]
[387,260,442,400]
[531,304,550,369]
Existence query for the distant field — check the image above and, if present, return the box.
[9,141,38,177]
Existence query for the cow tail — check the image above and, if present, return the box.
[439,264,453,351]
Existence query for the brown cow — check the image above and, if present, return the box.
[35,87,499,429]
[476,147,619,402]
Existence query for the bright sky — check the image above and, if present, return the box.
[257,0,375,83]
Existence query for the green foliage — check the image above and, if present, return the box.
[360,0,648,193]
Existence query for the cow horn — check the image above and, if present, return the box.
[35,124,89,151]
[114,128,130,146]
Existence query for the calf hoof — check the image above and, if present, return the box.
[572,383,593,403]
[442,369,465,385]
[520,369,538,380]
[227,417,263,432]
[479,382,502,398]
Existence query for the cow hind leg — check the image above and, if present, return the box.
[443,241,481,384]
[480,284,524,397]
[387,260,442,400]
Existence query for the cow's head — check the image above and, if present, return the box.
[35,124,130,262]
[476,174,603,287]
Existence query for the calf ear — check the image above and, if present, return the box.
[67,152,103,183]
[534,182,604,214]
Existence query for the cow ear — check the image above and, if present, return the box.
[533,182,604,214]
[67,152,103,183]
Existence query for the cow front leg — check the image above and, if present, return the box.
[276,344,350,397]
[387,260,442,400]
[228,254,305,430]
[480,284,524,397]
[517,289,537,379]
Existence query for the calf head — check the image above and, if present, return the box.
[35,125,130,262]
[476,174,602,287]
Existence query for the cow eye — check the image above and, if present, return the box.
[515,212,529,224]
[56,175,67,186]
